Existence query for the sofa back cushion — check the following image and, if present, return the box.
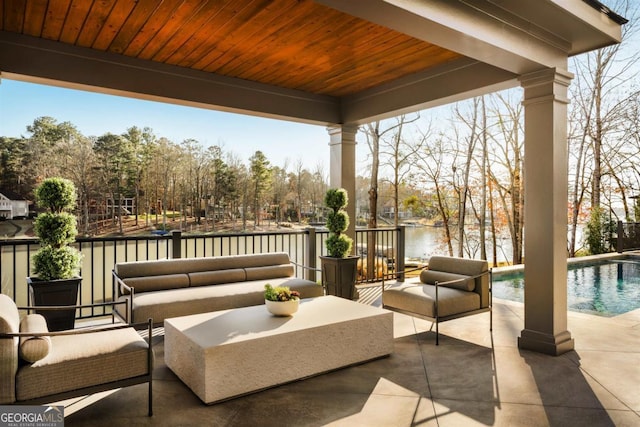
[190,253,291,271]
[245,264,294,281]
[0,294,20,404]
[428,256,487,276]
[189,269,246,287]
[115,252,293,278]
[115,252,296,292]
[115,259,182,279]
[237,252,291,268]
[122,274,189,294]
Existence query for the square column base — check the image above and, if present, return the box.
[518,329,574,356]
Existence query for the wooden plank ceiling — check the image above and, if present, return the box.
[0,0,463,97]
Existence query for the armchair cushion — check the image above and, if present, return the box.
[383,282,481,318]
[0,294,20,404]
[19,315,51,363]
[419,270,475,292]
[15,327,150,402]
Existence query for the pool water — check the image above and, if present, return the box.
[492,260,640,317]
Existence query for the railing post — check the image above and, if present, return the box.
[171,230,182,259]
[306,227,317,282]
[617,220,623,253]
[396,225,405,282]
[616,221,624,254]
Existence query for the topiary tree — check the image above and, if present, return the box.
[32,177,82,280]
[324,188,353,257]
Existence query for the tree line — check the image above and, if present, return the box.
[0,118,330,236]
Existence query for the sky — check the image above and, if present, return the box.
[0,78,346,170]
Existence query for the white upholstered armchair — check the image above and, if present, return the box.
[382,255,492,345]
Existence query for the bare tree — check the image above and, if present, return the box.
[58,133,97,236]
[249,151,271,228]
[362,116,419,280]
[362,122,382,230]
[292,158,307,224]
[122,126,156,227]
[451,100,483,258]
[414,132,455,256]
[379,114,422,227]
[310,162,328,223]
[486,92,524,264]
[271,160,289,225]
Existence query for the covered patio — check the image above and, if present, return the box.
[0,0,628,355]
[1,1,638,424]
[61,288,640,426]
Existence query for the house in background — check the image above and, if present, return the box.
[0,189,30,220]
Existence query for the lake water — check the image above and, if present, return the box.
[404,226,513,263]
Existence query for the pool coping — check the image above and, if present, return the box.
[491,251,640,277]
[491,251,640,319]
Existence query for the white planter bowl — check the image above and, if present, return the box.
[265,299,299,316]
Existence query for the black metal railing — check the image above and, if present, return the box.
[0,226,405,319]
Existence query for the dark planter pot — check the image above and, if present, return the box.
[320,255,360,300]
[27,277,81,331]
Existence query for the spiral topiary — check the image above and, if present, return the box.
[324,188,353,258]
[32,178,82,280]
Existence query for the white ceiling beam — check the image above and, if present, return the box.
[342,58,518,123]
[317,0,581,74]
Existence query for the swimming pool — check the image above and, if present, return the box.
[491,259,640,317]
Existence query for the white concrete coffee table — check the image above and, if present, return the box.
[164,296,393,404]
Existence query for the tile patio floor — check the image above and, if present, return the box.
[60,285,639,426]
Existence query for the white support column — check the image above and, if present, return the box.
[327,125,358,253]
[518,68,575,356]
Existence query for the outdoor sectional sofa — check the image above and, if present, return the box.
[113,252,324,325]
[382,255,491,344]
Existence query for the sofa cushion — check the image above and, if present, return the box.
[134,277,322,324]
[189,269,246,287]
[382,281,481,318]
[427,256,488,276]
[239,252,291,268]
[0,294,20,404]
[115,258,177,278]
[245,264,294,281]
[15,327,150,402]
[115,253,293,279]
[175,253,292,271]
[122,273,189,294]
[420,270,475,292]
[19,315,51,363]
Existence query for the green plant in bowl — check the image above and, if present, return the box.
[264,284,300,301]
